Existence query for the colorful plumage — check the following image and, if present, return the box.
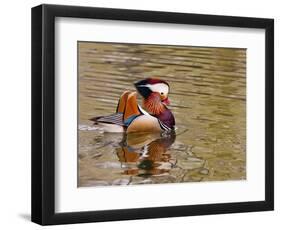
[90,78,175,133]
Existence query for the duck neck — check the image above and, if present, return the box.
[143,93,166,115]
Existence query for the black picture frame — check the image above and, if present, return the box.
[31,4,274,225]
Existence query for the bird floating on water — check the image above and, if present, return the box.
[90,78,175,133]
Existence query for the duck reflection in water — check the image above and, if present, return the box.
[116,132,176,177]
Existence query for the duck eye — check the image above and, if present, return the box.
[160,92,164,95]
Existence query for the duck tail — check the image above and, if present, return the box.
[90,113,124,126]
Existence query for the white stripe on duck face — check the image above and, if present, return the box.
[147,83,169,96]
[137,83,169,97]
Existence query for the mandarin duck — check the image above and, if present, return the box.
[90,78,175,133]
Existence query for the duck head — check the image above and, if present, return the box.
[134,78,170,114]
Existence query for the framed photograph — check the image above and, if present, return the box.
[31,4,274,225]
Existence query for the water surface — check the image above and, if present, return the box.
[78,42,246,187]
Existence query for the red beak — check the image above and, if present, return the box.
[162,97,170,105]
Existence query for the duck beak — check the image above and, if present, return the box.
[162,97,170,105]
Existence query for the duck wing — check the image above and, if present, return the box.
[90,113,124,126]
[90,92,145,128]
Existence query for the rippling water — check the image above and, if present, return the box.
[78,42,246,187]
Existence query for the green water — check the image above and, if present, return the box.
[78,42,246,187]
